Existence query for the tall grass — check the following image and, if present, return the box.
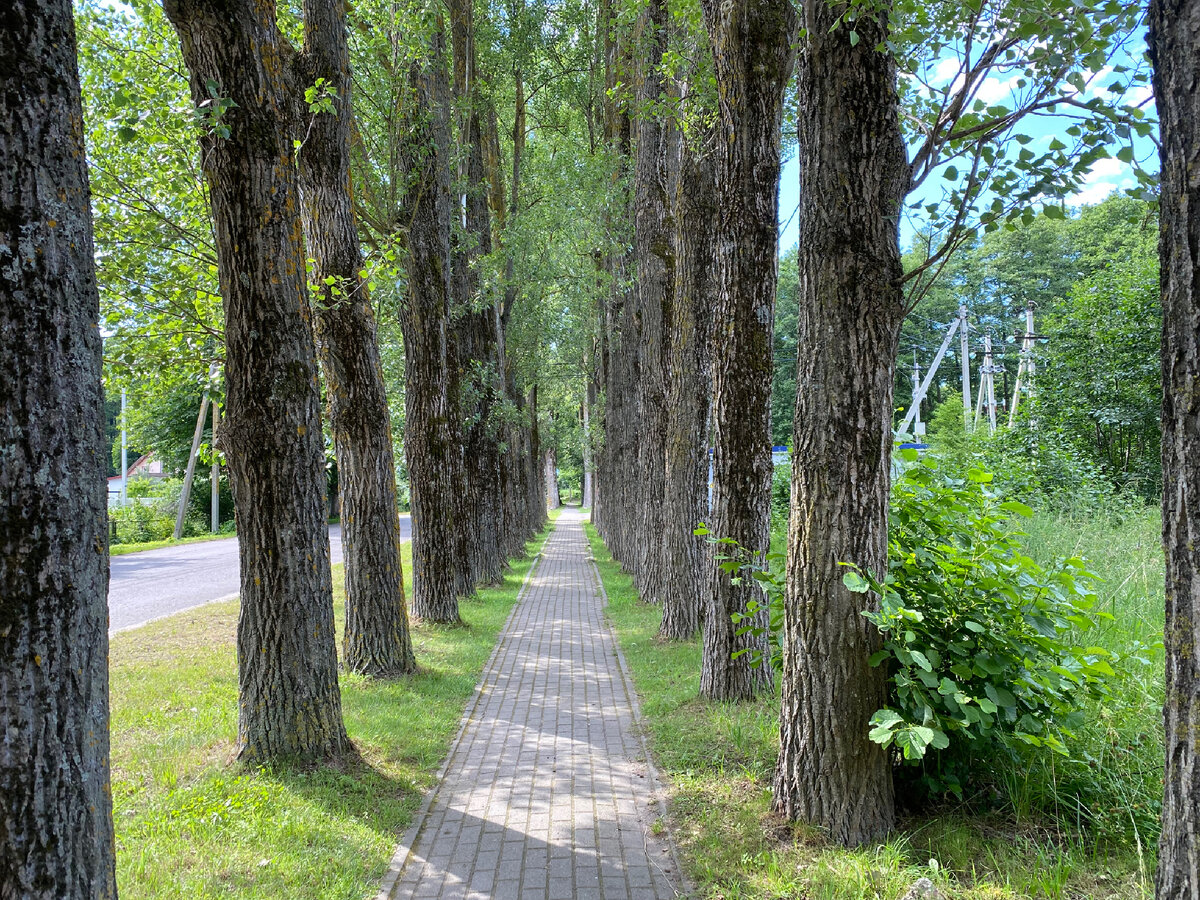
[591,502,1165,899]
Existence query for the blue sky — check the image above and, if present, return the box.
[777,35,1158,254]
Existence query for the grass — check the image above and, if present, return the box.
[110,531,235,556]
[110,512,558,899]
[587,507,1162,900]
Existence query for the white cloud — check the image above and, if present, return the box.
[1068,156,1135,206]
[1071,180,1131,206]
[976,75,1020,105]
[1088,157,1128,180]
[932,58,962,86]
[1130,83,1155,106]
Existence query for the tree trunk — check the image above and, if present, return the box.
[396,19,464,625]
[0,4,117,893]
[697,0,795,701]
[545,448,560,509]
[526,384,546,535]
[164,0,351,763]
[583,379,595,508]
[1149,1,1200,894]
[632,0,674,606]
[297,0,415,677]
[593,0,636,566]
[450,0,507,587]
[772,3,907,845]
[659,142,716,642]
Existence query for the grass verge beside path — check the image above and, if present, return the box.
[587,517,1155,900]
[111,511,559,900]
[110,531,234,556]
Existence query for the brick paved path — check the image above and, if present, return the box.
[379,508,683,900]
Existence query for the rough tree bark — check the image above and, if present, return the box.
[297,0,415,677]
[595,0,638,566]
[164,0,351,762]
[771,4,907,845]
[396,19,465,624]
[1148,1,1200,894]
[697,0,795,701]
[632,0,674,606]
[450,0,507,586]
[0,3,117,894]
[659,142,716,642]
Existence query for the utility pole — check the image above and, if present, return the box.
[119,388,128,507]
[911,355,924,437]
[984,335,998,434]
[974,335,999,435]
[1008,300,1037,427]
[959,306,971,432]
[898,314,962,437]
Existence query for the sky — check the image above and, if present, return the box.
[777,29,1158,254]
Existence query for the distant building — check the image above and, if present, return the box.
[107,453,167,507]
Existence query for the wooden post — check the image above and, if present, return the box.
[174,393,210,540]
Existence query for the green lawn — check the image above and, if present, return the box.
[110,531,234,556]
[588,508,1161,900]
[110,514,557,899]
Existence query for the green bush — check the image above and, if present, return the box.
[109,477,182,543]
[770,462,790,532]
[844,450,1124,797]
[110,501,176,544]
[719,449,1138,805]
[926,396,1120,515]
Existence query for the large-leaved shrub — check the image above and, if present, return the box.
[842,451,1120,796]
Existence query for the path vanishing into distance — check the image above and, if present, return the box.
[107,516,411,634]
[380,507,685,900]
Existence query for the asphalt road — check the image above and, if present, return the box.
[108,516,412,634]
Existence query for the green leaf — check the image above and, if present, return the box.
[910,650,933,672]
[842,570,870,593]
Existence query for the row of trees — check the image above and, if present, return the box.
[4,0,565,889]
[4,0,1200,897]
[588,0,1160,847]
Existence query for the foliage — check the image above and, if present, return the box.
[845,452,1123,795]
[926,394,1121,513]
[897,196,1161,499]
[1039,253,1162,496]
[591,520,1158,898]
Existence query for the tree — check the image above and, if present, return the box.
[296,0,417,676]
[774,0,1146,845]
[697,0,796,700]
[1148,0,1200,894]
[0,1,118,894]
[163,0,351,761]
[394,14,469,624]
[659,14,719,642]
[775,2,906,843]
[630,0,675,607]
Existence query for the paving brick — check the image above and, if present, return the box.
[382,510,682,899]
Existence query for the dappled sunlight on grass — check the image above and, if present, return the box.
[110,522,554,900]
